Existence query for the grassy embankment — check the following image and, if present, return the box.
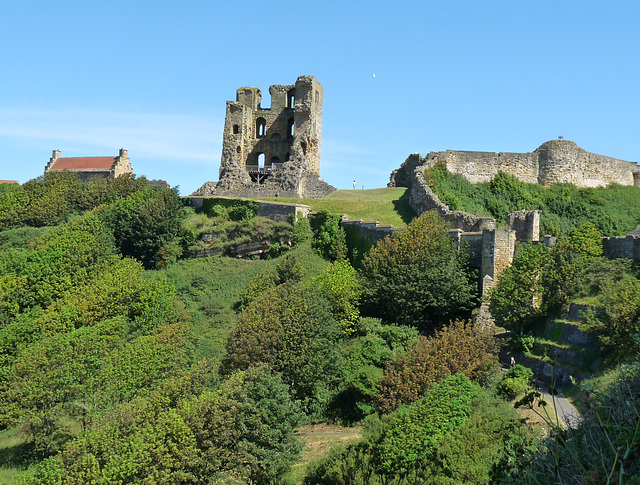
[258,187,415,228]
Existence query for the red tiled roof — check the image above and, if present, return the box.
[0,180,18,184]
[50,157,116,171]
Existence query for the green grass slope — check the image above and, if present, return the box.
[257,188,415,227]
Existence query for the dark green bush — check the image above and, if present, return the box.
[496,364,534,400]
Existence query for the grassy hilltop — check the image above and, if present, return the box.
[259,187,416,227]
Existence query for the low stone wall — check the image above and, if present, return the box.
[602,234,640,259]
[390,154,495,232]
[257,201,311,222]
[340,219,396,245]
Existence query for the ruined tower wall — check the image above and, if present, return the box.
[536,140,638,187]
[196,75,334,198]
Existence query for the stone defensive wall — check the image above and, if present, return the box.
[602,235,640,260]
[340,219,397,245]
[393,140,640,189]
[389,153,496,232]
[388,152,541,294]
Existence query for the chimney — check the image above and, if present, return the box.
[52,149,61,160]
[119,148,128,159]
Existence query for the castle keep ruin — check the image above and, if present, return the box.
[391,140,640,189]
[194,75,335,198]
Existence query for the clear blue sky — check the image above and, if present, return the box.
[1,1,639,194]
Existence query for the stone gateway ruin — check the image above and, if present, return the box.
[194,75,335,198]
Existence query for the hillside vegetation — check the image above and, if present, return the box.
[426,162,640,236]
[0,173,638,483]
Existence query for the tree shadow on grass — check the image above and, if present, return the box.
[392,188,416,225]
[0,437,36,470]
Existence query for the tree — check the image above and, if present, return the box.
[584,275,640,363]
[99,186,189,269]
[375,319,498,412]
[312,210,347,261]
[224,282,343,416]
[182,365,304,483]
[360,211,478,330]
[313,260,361,335]
[489,242,552,335]
[337,318,418,422]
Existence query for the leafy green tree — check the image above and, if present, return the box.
[312,210,347,261]
[22,364,302,485]
[313,260,361,335]
[360,211,478,330]
[376,375,476,476]
[99,186,189,269]
[0,213,115,314]
[375,319,498,412]
[489,242,552,335]
[567,222,603,257]
[224,282,343,416]
[584,275,640,363]
[182,365,304,483]
[496,364,535,400]
[336,318,418,421]
[304,376,536,484]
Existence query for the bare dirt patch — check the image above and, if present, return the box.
[288,423,363,481]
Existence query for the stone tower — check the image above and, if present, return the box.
[194,75,335,198]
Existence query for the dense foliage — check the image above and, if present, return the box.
[360,211,478,330]
[2,172,639,484]
[304,375,536,484]
[0,172,149,230]
[516,362,640,484]
[426,162,640,236]
[375,319,498,412]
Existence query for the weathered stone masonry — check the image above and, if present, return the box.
[195,75,335,199]
[392,140,640,189]
[389,151,540,294]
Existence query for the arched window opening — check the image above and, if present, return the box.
[301,141,307,155]
[257,153,265,169]
[287,118,294,138]
[233,124,239,134]
[270,133,281,140]
[287,89,295,108]
[270,156,280,169]
[256,118,267,138]
[236,146,241,154]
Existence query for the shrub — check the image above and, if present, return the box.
[360,211,478,330]
[312,210,347,261]
[496,364,534,400]
[375,320,498,412]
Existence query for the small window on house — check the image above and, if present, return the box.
[256,118,267,138]
[258,153,265,169]
[233,124,239,134]
[236,146,241,154]
[287,118,294,138]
